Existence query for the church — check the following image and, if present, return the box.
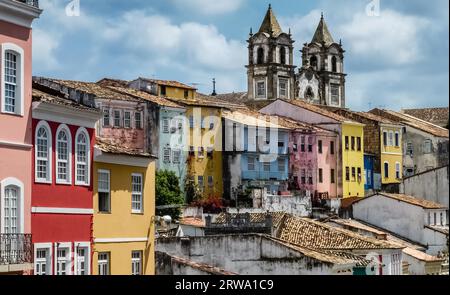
[238,4,347,109]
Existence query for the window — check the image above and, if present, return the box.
[56,125,71,184]
[56,248,69,275]
[198,147,204,158]
[162,118,170,133]
[407,141,413,156]
[293,144,298,152]
[389,131,394,146]
[172,150,181,164]
[75,129,90,185]
[256,81,266,98]
[257,47,264,64]
[132,174,143,213]
[330,84,340,106]
[440,213,444,226]
[351,137,355,150]
[318,140,323,154]
[331,169,335,184]
[384,162,389,178]
[124,111,131,128]
[248,156,256,171]
[75,246,89,275]
[345,167,350,181]
[160,85,167,96]
[163,147,171,163]
[35,122,52,182]
[113,110,121,127]
[310,56,318,69]
[278,158,285,172]
[35,248,50,275]
[357,167,362,183]
[280,46,286,64]
[98,170,110,213]
[423,139,432,154]
[189,116,194,128]
[395,162,401,179]
[434,212,437,225]
[2,45,24,116]
[184,90,189,99]
[301,169,306,184]
[279,78,288,98]
[319,169,323,183]
[357,137,361,151]
[3,185,19,234]
[395,132,400,147]
[208,176,213,187]
[308,137,313,153]
[131,251,142,275]
[383,131,388,146]
[345,136,349,150]
[198,176,204,188]
[263,161,271,172]
[351,167,356,182]
[98,253,110,275]
[135,112,142,129]
[300,136,306,152]
[331,56,337,72]
[330,141,335,155]
[305,87,314,100]
[102,107,110,127]
[308,171,313,185]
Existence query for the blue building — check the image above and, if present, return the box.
[364,154,375,192]
[222,110,290,202]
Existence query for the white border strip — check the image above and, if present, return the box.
[0,140,32,149]
[31,207,94,215]
[94,237,148,243]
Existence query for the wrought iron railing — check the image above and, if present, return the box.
[15,0,39,9]
[0,234,33,265]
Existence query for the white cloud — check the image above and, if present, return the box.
[171,0,245,15]
[32,28,60,71]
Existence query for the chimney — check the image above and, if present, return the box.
[211,78,217,96]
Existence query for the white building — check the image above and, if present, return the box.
[353,193,449,256]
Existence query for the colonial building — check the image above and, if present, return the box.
[296,14,346,108]
[31,82,101,275]
[0,0,41,275]
[246,4,296,101]
[93,138,156,275]
[129,77,196,100]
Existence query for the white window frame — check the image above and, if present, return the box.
[131,251,142,275]
[395,132,400,147]
[163,147,171,163]
[55,124,72,185]
[248,156,256,171]
[0,177,24,234]
[330,83,340,107]
[1,43,24,116]
[98,252,110,275]
[162,118,170,133]
[197,176,204,188]
[113,110,121,127]
[389,131,394,146]
[35,120,52,184]
[34,243,53,275]
[97,169,111,213]
[131,173,143,214]
[395,162,401,179]
[123,111,132,129]
[75,127,90,186]
[255,78,267,99]
[278,78,289,99]
[54,242,72,275]
[102,107,110,127]
[74,242,91,275]
[134,111,142,129]
[172,149,181,164]
[207,175,213,187]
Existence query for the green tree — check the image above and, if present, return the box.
[156,170,184,219]
[184,177,202,205]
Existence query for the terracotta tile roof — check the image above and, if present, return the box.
[167,254,238,275]
[359,193,447,210]
[39,78,143,102]
[278,216,402,250]
[335,109,397,125]
[425,226,449,235]
[281,99,361,124]
[403,247,445,262]
[105,86,184,109]
[402,107,449,127]
[167,94,246,109]
[370,108,449,138]
[139,77,197,90]
[320,250,374,267]
[179,217,205,228]
[212,92,249,104]
[95,137,152,158]
[96,78,129,87]
[214,212,286,230]
[32,88,100,113]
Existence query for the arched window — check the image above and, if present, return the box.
[310,56,318,69]
[331,56,338,72]
[305,87,314,100]
[280,47,286,64]
[75,128,90,186]
[1,178,24,234]
[1,43,24,116]
[56,125,72,184]
[384,162,389,179]
[35,121,52,183]
[257,47,264,64]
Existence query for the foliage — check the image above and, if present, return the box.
[191,195,224,214]
[184,177,202,204]
[156,170,184,218]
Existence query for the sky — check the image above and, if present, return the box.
[32,0,449,111]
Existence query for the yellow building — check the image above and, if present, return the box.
[92,139,156,275]
[128,78,197,100]
[341,122,366,198]
[380,125,403,184]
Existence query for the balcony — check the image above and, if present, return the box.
[0,234,33,273]
[15,0,39,8]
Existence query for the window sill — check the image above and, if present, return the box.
[35,179,52,184]
[1,110,23,117]
[98,211,112,215]
[132,211,144,215]
[75,182,90,187]
[56,180,72,186]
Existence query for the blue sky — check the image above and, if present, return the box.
[33,0,449,111]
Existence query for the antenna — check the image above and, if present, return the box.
[211,78,217,96]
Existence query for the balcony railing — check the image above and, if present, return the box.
[15,0,39,8]
[0,234,33,266]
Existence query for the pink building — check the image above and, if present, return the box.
[0,0,41,274]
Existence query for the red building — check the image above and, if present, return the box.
[31,81,101,275]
